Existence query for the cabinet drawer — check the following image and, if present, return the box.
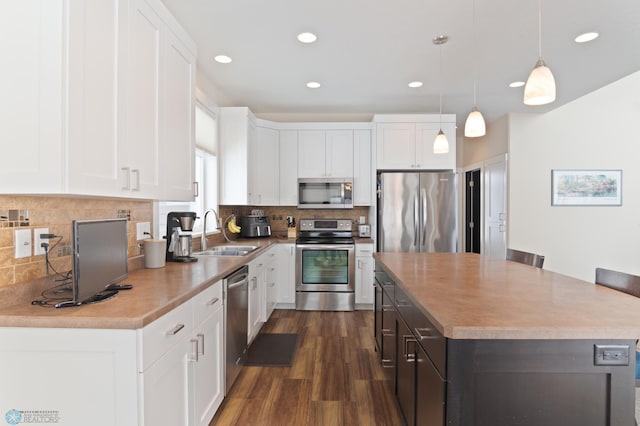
[393,285,414,325]
[412,309,446,378]
[139,301,193,371]
[375,270,395,299]
[192,280,223,325]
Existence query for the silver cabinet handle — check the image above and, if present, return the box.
[165,324,185,336]
[194,181,199,197]
[382,305,394,312]
[403,335,416,362]
[415,327,438,340]
[197,333,205,356]
[207,297,219,306]
[131,169,140,191]
[190,338,199,362]
[395,299,412,307]
[121,167,131,190]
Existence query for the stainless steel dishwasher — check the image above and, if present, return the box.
[223,265,249,394]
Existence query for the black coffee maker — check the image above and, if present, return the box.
[166,211,198,262]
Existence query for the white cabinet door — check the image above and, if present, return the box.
[376,123,416,169]
[353,130,372,206]
[325,130,354,177]
[276,243,296,306]
[0,1,64,192]
[66,0,123,196]
[0,328,138,426]
[124,0,163,198]
[190,308,224,426]
[163,28,196,201]
[355,244,375,305]
[248,257,265,344]
[263,249,278,320]
[415,122,456,170]
[298,130,327,178]
[279,130,298,205]
[219,107,254,205]
[252,127,280,205]
[142,336,190,426]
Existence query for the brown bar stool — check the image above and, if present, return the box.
[506,248,545,268]
[595,267,640,387]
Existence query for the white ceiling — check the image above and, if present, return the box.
[162,0,640,134]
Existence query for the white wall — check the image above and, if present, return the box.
[508,71,640,281]
[462,114,509,168]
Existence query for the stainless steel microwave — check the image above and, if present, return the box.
[298,178,353,209]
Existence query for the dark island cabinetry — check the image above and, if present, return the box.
[374,257,637,426]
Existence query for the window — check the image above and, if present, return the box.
[157,104,218,238]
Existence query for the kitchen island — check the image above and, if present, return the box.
[374,252,640,426]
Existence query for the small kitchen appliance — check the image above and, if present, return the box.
[166,211,198,262]
[238,215,271,238]
[358,224,371,237]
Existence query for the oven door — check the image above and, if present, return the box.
[295,243,355,292]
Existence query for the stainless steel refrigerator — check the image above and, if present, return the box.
[377,172,458,252]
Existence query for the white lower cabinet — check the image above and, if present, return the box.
[263,250,278,320]
[276,243,296,307]
[355,243,375,307]
[0,281,224,426]
[248,254,266,344]
[189,281,224,426]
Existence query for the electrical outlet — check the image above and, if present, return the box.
[14,229,32,258]
[34,227,49,256]
[136,222,151,240]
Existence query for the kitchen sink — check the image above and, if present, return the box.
[193,245,259,257]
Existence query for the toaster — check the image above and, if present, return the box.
[238,216,271,238]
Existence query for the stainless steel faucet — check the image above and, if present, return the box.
[202,209,221,251]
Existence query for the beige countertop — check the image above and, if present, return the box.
[0,240,284,329]
[374,252,640,340]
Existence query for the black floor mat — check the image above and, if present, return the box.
[245,333,299,367]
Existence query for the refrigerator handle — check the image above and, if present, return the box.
[414,195,419,247]
[422,189,427,248]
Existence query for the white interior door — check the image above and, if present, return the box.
[483,154,507,258]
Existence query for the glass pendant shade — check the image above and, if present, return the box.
[433,129,449,154]
[524,60,556,105]
[464,107,486,137]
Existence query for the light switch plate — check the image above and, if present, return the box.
[34,227,49,256]
[136,222,151,240]
[15,229,32,258]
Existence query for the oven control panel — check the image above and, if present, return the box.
[299,219,352,231]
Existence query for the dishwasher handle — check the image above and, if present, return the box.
[228,277,248,290]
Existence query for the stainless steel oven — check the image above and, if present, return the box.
[295,219,355,311]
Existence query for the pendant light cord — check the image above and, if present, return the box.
[537,0,542,59]
[472,0,477,106]
[439,42,443,127]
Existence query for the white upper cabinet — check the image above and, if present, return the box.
[219,107,255,205]
[278,130,298,206]
[353,130,372,206]
[0,0,196,200]
[375,115,456,170]
[0,1,65,192]
[298,130,354,178]
[251,126,280,205]
[163,26,196,201]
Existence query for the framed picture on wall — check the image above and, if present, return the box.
[551,169,622,206]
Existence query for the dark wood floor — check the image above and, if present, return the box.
[210,309,404,425]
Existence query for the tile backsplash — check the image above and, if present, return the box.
[0,195,152,288]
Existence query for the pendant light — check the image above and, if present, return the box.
[523,0,556,105]
[433,35,449,154]
[464,0,486,137]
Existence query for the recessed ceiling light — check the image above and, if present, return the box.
[509,81,525,88]
[297,32,317,43]
[574,32,599,43]
[408,81,423,88]
[214,55,232,64]
[306,81,321,89]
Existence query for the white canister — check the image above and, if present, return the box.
[144,239,167,268]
